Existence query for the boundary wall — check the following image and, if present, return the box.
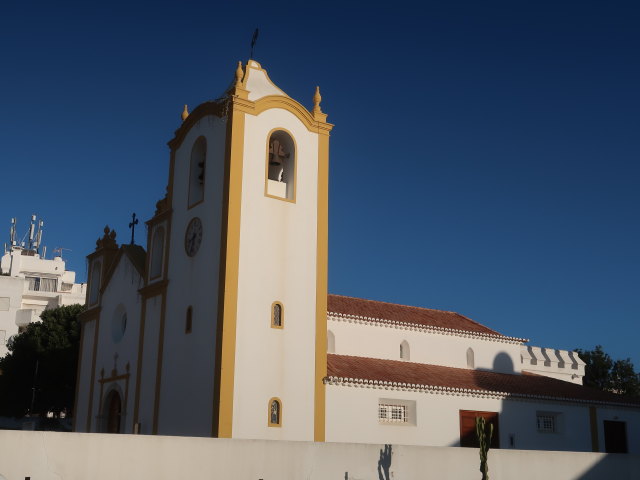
[0,431,639,480]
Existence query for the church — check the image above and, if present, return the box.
[73,60,640,454]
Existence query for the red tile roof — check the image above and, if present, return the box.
[326,354,640,407]
[328,294,504,337]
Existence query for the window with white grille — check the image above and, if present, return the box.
[536,413,557,433]
[378,404,407,423]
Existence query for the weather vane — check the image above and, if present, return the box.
[250,28,259,59]
[128,213,138,245]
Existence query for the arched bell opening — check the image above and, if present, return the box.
[266,130,296,200]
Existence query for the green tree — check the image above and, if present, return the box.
[0,304,84,418]
[575,345,640,397]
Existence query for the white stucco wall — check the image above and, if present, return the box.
[326,383,640,453]
[1,431,639,480]
[0,276,24,357]
[85,255,143,433]
[158,114,228,436]
[329,318,523,374]
[135,293,161,435]
[232,107,319,441]
[0,252,85,358]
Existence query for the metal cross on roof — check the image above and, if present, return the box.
[250,28,259,59]
[128,213,138,245]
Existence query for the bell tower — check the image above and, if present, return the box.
[150,60,333,440]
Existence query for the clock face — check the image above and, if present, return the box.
[184,217,203,257]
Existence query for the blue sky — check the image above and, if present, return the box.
[1,1,638,365]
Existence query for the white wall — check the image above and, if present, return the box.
[232,107,319,441]
[0,276,25,357]
[329,318,522,374]
[158,114,228,436]
[1,431,638,480]
[135,293,161,435]
[326,383,640,453]
[86,256,143,433]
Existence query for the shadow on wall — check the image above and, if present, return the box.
[493,352,514,374]
[343,444,393,480]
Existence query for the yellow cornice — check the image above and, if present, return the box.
[236,95,333,136]
[170,95,332,154]
[145,209,172,227]
[168,101,226,151]
[139,279,168,298]
[78,307,101,324]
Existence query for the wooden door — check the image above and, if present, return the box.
[106,391,122,434]
[603,420,628,453]
[459,410,500,448]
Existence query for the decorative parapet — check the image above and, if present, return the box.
[327,311,529,345]
[521,345,585,384]
[95,226,117,251]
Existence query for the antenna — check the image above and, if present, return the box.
[28,214,36,250]
[34,219,44,253]
[53,247,71,259]
[10,218,16,246]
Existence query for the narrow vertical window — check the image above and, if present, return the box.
[271,302,283,328]
[149,226,165,279]
[188,136,207,207]
[268,398,282,427]
[467,348,475,369]
[327,330,336,353]
[400,340,410,360]
[88,260,102,306]
[265,130,296,201]
[185,306,193,334]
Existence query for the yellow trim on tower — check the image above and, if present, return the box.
[151,291,168,434]
[214,95,246,438]
[236,95,333,136]
[314,129,330,442]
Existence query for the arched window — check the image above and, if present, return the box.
[268,398,282,427]
[271,302,283,328]
[88,260,102,306]
[149,226,165,279]
[400,340,410,360]
[185,306,193,334]
[466,348,475,369]
[111,304,127,343]
[327,330,335,353]
[188,136,207,207]
[265,130,295,201]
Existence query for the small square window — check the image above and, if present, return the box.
[378,404,407,423]
[536,413,558,433]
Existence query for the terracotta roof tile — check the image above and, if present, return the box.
[327,354,640,406]
[328,294,502,336]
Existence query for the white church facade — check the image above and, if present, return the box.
[73,60,640,454]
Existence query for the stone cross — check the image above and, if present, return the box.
[128,213,138,245]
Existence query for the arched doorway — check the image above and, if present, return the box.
[105,390,122,433]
